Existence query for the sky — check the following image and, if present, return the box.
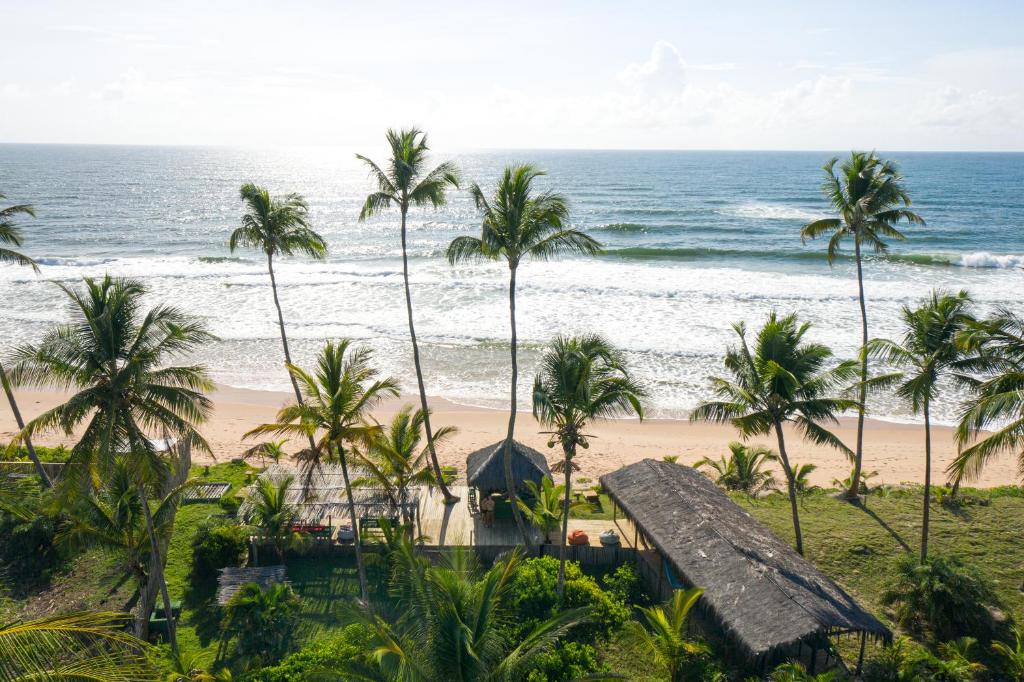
[2,0,1023,151]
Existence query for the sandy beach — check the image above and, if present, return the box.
[1,384,1017,488]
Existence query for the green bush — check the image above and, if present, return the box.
[862,636,985,682]
[525,641,604,682]
[243,625,372,682]
[0,511,60,585]
[190,521,248,587]
[219,493,242,515]
[601,563,648,606]
[881,554,1000,642]
[505,556,630,643]
[224,582,303,666]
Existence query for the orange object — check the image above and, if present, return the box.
[568,530,589,546]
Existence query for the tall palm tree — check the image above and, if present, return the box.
[0,192,49,487]
[230,183,326,451]
[447,164,601,544]
[339,532,589,682]
[692,312,858,555]
[11,275,215,654]
[866,290,974,563]
[801,152,924,501]
[694,441,778,496]
[350,405,454,526]
[245,339,398,601]
[624,588,708,682]
[0,611,154,681]
[532,334,646,601]
[357,128,461,504]
[241,474,301,562]
[950,307,1024,486]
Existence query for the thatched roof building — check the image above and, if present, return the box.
[466,440,551,495]
[601,459,890,665]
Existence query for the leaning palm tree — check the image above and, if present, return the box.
[624,588,708,682]
[692,312,859,555]
[950,307,1024,486]
[0,192,49,487]
[350,405,454,526]
[241,474,301,562]
[447,164,601,544]
[245,339,399,601]
[357,128,461,504]
[801,152,924,501]
[694,441,778,496]
[11,275,215,654]
[230,183,326,451]
[0,611,155,681]
[533,334,646,601]
[866,290,974,563]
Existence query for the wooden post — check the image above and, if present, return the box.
[856,631,867,675]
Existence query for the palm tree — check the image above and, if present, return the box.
[532,334,646,601]
[866,290,974,563]
[992,626,1024,680]
[0,611,154,681]
[447,164,601,544]
[516,475,572,544]
[624,588,708,682]
[950,307,1024,486]
[241,474,301,562]
[230,183,326,451]
[245,339,398,601]
[357,128,461,505]
[220,582,302,666]
[341,532,589,682]
[0,192,49,487]
[350,405,453,526]
[11,275,215,654]
[692,312,859,555]
[694,441,778,496]
[801,152,924,501]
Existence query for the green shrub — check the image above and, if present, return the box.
[862,636,985,682]
[223,582,302,666]
[881,554,1000,642]
[505,556,629,642]
[190,521,248,587]
[525,641,604,682]
[219,493,242,515]
[0,511,60,585]
[601,563,648,606]
[243,624,372,682]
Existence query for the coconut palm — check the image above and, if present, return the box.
[341,532,589,682]
[866,290,974,563]
[801,152,924,501]
[0,192,49,487]
[951,307,1024,486]
[694,441,778,496]
[992,626,1024,680]
[244,339,398,601]
[357,128,461,505]
[516,475,575,544]
[350,405,453,526]
[447,164,601,544]
[241,474,301,562]
[692,312,859,555]
[791,462,819,505]
[0,611,154,681]
[624,588,708,682]
[230,183,326,451]
[533,334,646,601]
[220,582,302,666]
[11,275,215,654]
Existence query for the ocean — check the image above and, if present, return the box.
[1,145,1022,424]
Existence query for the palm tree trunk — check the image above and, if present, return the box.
[847,238,869,501]
[337,443,369,601]
[921,399,932,564]
[504,265,530,546]
[136,482,178,655]
[267,253,317,453]
[773,421,804,556]
[0,361,51,487]
[399,204,457,504]
[132,567,159,640]
[556,443,574,604]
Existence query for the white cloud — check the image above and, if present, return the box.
[618,40,687,94]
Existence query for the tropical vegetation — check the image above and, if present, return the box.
[695,441,778,496]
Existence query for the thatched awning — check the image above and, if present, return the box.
[216,565,288,605]
[600,459,891,660]
[466,440,551,495]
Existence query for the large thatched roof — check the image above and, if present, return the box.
[466,440,551,495]
[600,459,890,660]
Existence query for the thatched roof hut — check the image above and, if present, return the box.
[466,440,551,495]
[601,459,890,666]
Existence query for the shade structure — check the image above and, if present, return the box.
[601,459,891,662]
[466,440,551,495]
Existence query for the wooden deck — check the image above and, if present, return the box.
[416,485,638,549]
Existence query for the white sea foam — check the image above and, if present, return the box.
[721,202,821,221]
[956,251,1024,269]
